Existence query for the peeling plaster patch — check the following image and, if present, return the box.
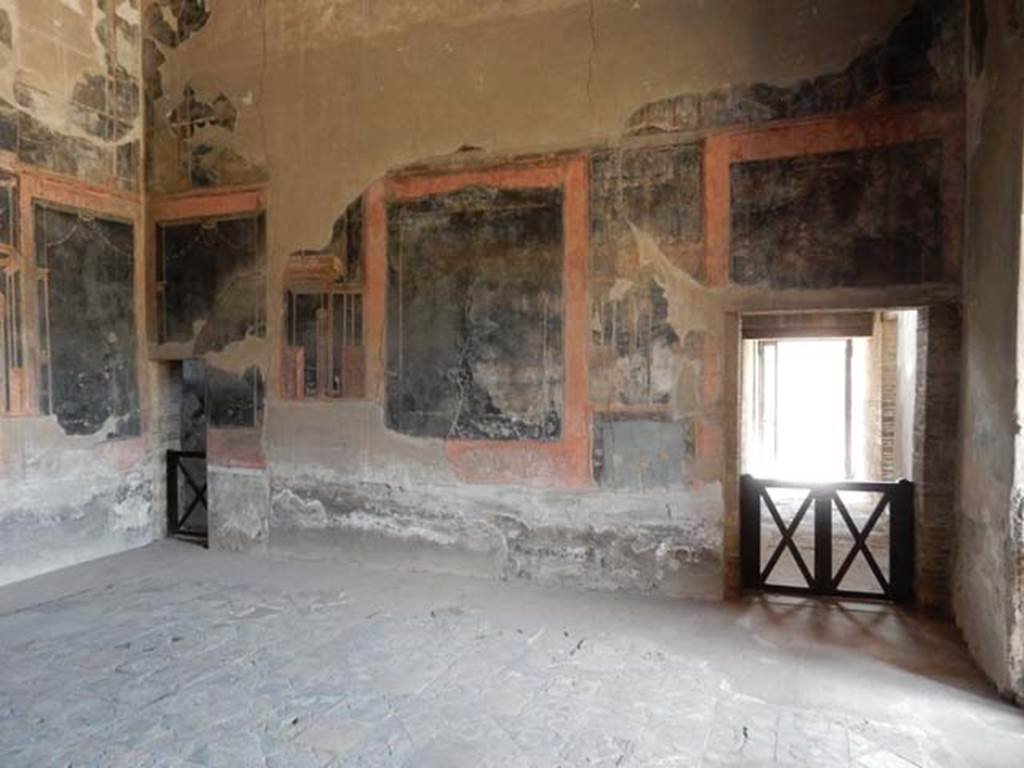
[146,0,210,47]
[145,0,267,190]
[169,85,237,135]
[160,84,264,187]
[0,416,143,484]
[70,73,138,141]
[109,472,153,534]
[272,487,459,548]
[604,224,724,482]
[626,0,963,134]
[289,194,364,281]
[267,472,724,598]
[153,337,197,360]
[590,276,681,407]
[189,140,266,187]
[588,141,711,413]
[203,333,267,378]
[116,0,141,27]
[629,223,721,342]
[272,488,329,528]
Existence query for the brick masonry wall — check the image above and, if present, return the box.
[914,303,962,611]
[879,315,899,481]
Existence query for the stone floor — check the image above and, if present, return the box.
[1,541,1022,767]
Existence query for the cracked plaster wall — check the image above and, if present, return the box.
[141,1,966,601]
[145,0,914,219]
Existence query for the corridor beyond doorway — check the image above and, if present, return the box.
[741,310,919,484]
[739,311,920,599]
[748,337,859,481]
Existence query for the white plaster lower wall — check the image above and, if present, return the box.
[0,470,156,587]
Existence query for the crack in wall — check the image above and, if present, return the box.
[585,0,597,112]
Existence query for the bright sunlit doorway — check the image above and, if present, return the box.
[739,310,920,596]
[747,337,860,482]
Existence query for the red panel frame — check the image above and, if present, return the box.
[364,156,592,488]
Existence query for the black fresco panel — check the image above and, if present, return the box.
[386,186,564,441]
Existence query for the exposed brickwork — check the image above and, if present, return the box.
[879,315,899,481]
[914,303,962,611]
[863,319,884,480]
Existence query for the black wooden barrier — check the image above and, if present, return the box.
[167,450,207,540]
[740,475,914,602]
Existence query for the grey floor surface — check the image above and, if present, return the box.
[1,540,1022,767]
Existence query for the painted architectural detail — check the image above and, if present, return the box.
[0,170,20,415]
[283,196,366,401]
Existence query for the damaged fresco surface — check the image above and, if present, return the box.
[35,205,140,438]
[626,0,963,135]
[133,0,966,601]
[0,0,155,586]
[156,212,267,429]
[730,140,946,289]
[0,0,143,189]
[0,197,152,586]
[385,186,565,442]
[144,0,265,191]
[0,0,968,603]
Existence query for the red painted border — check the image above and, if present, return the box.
[11,169,149,464]
[364,156,592,488]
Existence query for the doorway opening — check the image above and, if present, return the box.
[166,359,208,546]
[746,337,861,481]
[739,310,918,601]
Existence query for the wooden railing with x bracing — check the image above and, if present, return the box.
[740,476,914,602]
[167,450,208,540]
